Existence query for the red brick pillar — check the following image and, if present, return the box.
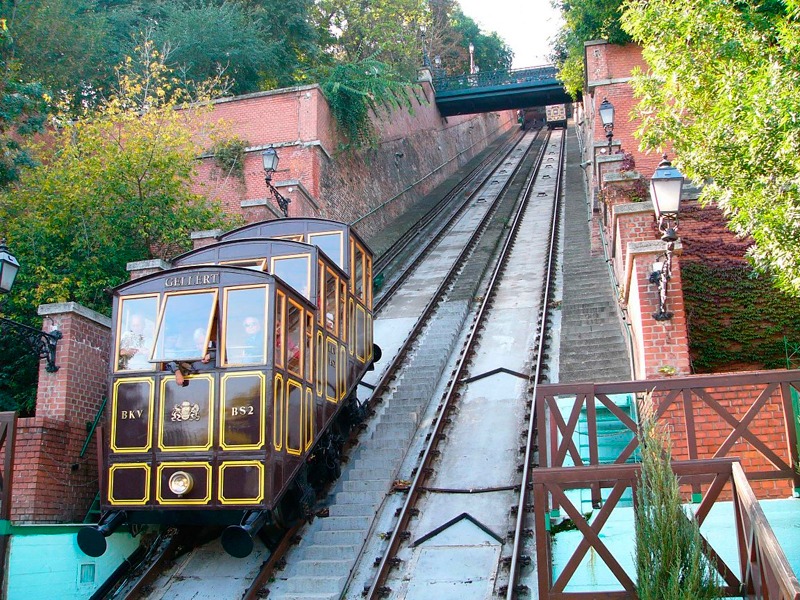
[611,201,691,379]
[624,241,690,379]
[610,202,652,285]
[11,302,111,523]
[191,229,222,250]
[127,258,170,280]
[596,171,646,258]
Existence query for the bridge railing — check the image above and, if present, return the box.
[432,65,558,92]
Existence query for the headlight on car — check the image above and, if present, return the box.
[168,471,194,496]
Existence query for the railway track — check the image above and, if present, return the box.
[107,126,556,600]
[263,127,550,600]
[361,129,564,599]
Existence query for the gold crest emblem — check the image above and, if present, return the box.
[171,401,200,422]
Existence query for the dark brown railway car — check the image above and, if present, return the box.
[219,218,375,382]
[78,219,378,559]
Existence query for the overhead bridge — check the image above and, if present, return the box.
[432,65,572,117]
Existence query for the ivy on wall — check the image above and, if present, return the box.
[683,261,800,372]
[211,137,247,180]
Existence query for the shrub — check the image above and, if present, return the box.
[634,397,720,600]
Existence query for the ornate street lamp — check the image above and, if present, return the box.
[0,240,20,295]
[433,55,443,80]
[0,240,62,371]
[598,98,614,151]
[420,24,431,69]
[469,42,475,75]
[261,147,290,218]
[648,155,685,321]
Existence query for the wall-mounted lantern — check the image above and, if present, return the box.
[262,147,290,218]
[648,155,685,321]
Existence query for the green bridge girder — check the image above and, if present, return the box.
[432,65,573,117]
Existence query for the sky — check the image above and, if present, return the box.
[457,0,563,68]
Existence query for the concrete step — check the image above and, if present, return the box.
[281,558,353,578]
[327,502,379,518]
[349,447,405,462]
[352,456,402,472]
[371,422,416,438]
[561,323,624,335]
[346,467,393,481]
[561,344,628,356]
[302,544,359,561]
[280,575,348,594]
[317,514,374,531]
[329,490,384,505]
[361,435,414,450]
[269,593,339,600]
[342,478,389,493]
[312,528,366,546]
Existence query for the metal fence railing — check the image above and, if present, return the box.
[432,65,558,93]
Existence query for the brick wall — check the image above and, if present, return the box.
[190,81,517,232]
[603,177,691,379]
[330,108,517,240]
[9,303,111,522]
[584,41,661,176]
[646,382,795,499]
[585,41,796,496]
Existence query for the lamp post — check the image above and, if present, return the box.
[0,240,62,371]
[648,155,685,321]
[598,98,614,151]
[420,24,431,69]
[261,147,290,218]
[469,42,475,75]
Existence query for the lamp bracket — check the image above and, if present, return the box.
[650,244,675,321]
[0,317,62,372]
[657,214,679,239]
[265,178,291,218]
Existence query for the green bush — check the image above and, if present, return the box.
[634,398,720,600]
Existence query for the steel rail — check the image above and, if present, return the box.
[366,132,543,409]
[236,131,544,600]
[117,528,185,599]
[366,130,556,599]
[241,522,304,600]
[506,129,567,599]
[373,130,533,314]
[373,129,525,276]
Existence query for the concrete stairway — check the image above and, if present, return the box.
[266,300,471,599]
[557,129,631,383]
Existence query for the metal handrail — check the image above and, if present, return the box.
[80,396,107,458]
[433,65,558,92]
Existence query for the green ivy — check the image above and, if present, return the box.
[317,58,416,150]
[683,262,800,372]
[211,137,247,180]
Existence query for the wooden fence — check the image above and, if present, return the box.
[532,370,800,599]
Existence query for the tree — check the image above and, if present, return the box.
[152,1,303,95]
[551,0,630,97]
[424,4,513,76]
[0,15,48,187]
[620,0,800,296]
[245,0,324,87]
[0,40,240,415]
[1,0,115,110]
[316,0,428,79]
